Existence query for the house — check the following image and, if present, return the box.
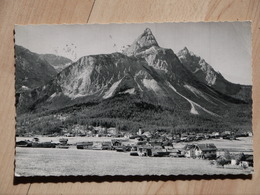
[180,133,188,141]
[32,137,39,142]
[16,140,32,147]
[230,153,245,165]
[130,146,139,156]
[196,133,204,140]
[183,144,196,158]
[111,139,122,147]
[244,155,253,167]
[152,146,169,157]
[211,132,220,138]
[137,145,153,156]
[224,131,231,135]
[184,143,217,159]
[92,142,103,150]
[169,149,185,158]
[59,138,68,145]
[76,141,93,149]
[149,140,163,147]
[142,131,152,138]
[101,142,112,150]
[194,143,217,159]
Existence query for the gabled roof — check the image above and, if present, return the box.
[196,143,217,151]
[183,144,195,150]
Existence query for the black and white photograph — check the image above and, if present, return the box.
[15,22,253,177]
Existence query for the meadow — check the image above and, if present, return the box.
[15,137,253,176]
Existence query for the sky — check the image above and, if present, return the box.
[15,22,252,85]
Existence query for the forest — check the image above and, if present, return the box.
[16,93,252,136]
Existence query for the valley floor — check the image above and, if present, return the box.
[15,137,253,176]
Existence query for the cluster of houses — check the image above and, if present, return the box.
[76,138,218,158]
[75,138,253,168]
[53,126,253,145]
[16,134,253,169]
[16,125,253,169]
[17,123,253,143]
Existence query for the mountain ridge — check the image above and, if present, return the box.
[15,45,57,93]
[177,47,252,102]
[15,28,252,134]
[39,53,72,73]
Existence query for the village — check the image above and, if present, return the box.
[16,125,253,170]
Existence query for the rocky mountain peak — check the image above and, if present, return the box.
[178,46,194,57]
[182,46,189,52]
[123,28,159,56]
[177,47,217,86]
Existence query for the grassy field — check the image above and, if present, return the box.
[15,147,253,177]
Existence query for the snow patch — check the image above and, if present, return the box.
[103,79,122,99]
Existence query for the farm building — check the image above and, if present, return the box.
[184,143,217,159]
[76,141,93,149]
[101,142,112,150]
[111,139,123,147]
[142,131,152,138]
[169,149,185,157]
[211,132,220,138]
[59,138,68,145]
[92,142,103,150]
[194,144,217,159]
[184,144,195,158]
[244,154,253,167]
[137,145,153,156]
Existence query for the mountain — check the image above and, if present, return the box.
[15,45,57,93]
[123,28,159,56]
[177,47,252,102]
[39,54,72,73]
[16,29,252,134]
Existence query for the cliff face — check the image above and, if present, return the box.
[177,47,252,102]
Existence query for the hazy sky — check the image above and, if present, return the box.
[15,22,252,85]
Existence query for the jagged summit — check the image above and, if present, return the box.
[123,28,159,56]
[177,47,217,86]
[178,46,195,57]
[182,46,189,52]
